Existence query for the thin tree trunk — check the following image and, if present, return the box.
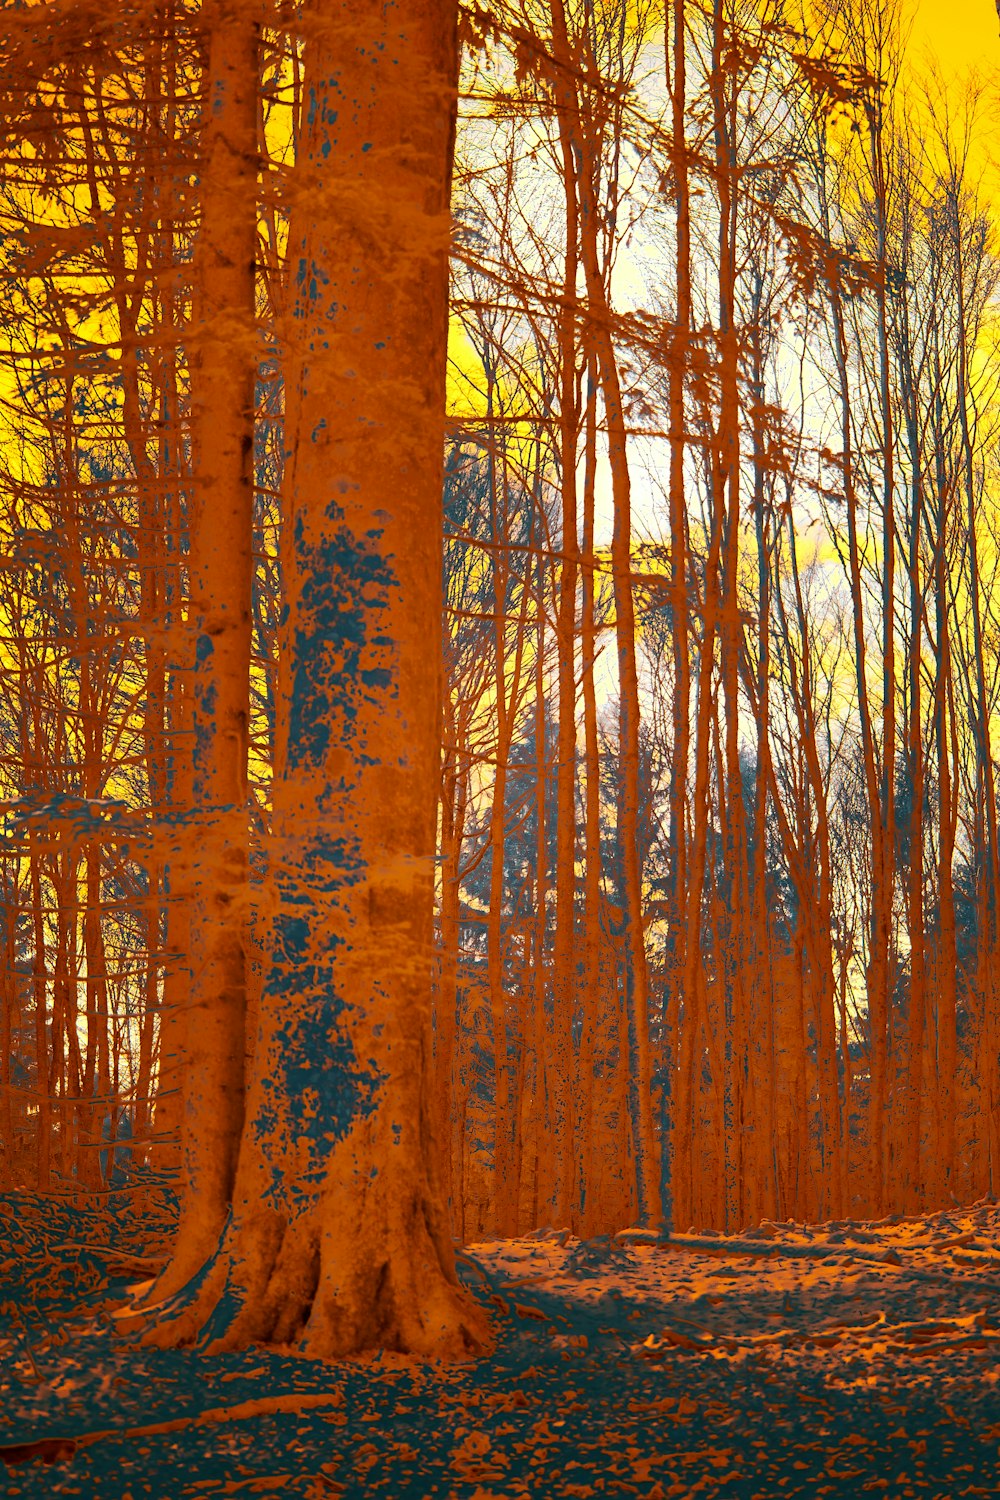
[549,11,582,1224]
[29,847,51,1191]
[437,692,465,1215]
[0,866,15,1183]
[532,527,551,1230]
[931,334,958,1200]
[662,0,690,1237]
[556,7,658,1224]
[826,238,888,1214]
[577,346,602,1234]
[898,292,926,1209]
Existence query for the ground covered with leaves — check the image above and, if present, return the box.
[1,1182,999,1497]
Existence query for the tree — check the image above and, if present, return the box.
[156,0,260,1299]
[141,0,489,1357]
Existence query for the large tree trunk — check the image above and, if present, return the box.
[142,0,488,1360]
[158,0,259,1293]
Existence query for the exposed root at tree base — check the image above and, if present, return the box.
[133,1198,493,1361]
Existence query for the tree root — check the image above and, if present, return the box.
[0,1392,348,1468]
[129,1199,493,1361]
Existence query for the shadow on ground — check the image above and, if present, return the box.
[1,1185,998,1497]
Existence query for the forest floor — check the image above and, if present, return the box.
[0,1183,999,1498]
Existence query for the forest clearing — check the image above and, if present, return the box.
[3,0,1000,1492]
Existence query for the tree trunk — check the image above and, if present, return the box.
[0,865,15,1183]
[662,0,691,1238]
[159,0,259,1292]
[576,345,604,1232]
[437,691,466,1216]
[931,333,958,1201]
[142,0,488,1360]
[556,4,659,1227]
[29,847,50,1191]
[549,12,581,1226]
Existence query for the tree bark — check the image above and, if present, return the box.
[159,0,259,1292]
[547,0,584,1233]
[142,0,489,1360]
[662,0,691,1238]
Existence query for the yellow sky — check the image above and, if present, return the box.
[909,0,998,75]
[901,0,1000,228]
